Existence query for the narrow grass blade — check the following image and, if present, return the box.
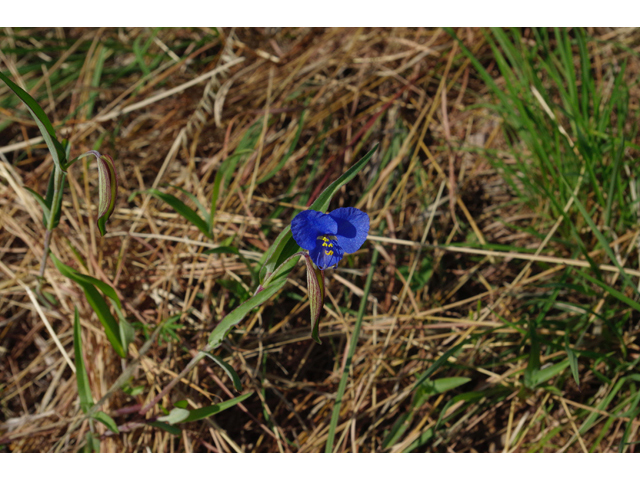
[50,254,122,309]
[84,432,101,452]
[166,184,210,223]
[562,175,637,293]
[202,352,243,392]
[52,254,126,357]
[73,307,93,413]
[565,333,580,386]
[574,269,640,313]
[0,71,66,169]
[181,392,253,423]
[24,187,51,226]
[414,377,472,406]
[132,189,211,238]
[411,341,466,392]
[530,358,570,387]
[44,167,66,229]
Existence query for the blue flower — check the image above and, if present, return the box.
[291,207,370,270]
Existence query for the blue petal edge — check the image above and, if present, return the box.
[328,207,370,254]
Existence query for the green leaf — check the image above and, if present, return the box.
[530,359,570,387]
[258,144,378,284]
[84,431,101,452]
[133,188,211,238]
[202,352,243,392]
[93,411,119,434]
[50,254,122,310]
[411,341,466,392]
[208,253,304,349]
[174,400,189,409]
[52,254,126,357]
[565,333,580,386]
[44,167,66,229]
[182,392,253,423]
[574,268,640,313]
[118,315,136,354]
[0,71,66,169]
[24,187,51,227]
[413,377,472,406]
[382,413,411,449]
[149,421,181,436]
[157,407,190,425]
[73,307,94,413]
[563,175,637,294]
[166,184,210,224]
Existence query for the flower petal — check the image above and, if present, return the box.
[310,237,344,270]
[328,207,369,254]
[291,210,337,251]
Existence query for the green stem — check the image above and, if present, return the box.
[325,249,379,452]
[37,165,64,283]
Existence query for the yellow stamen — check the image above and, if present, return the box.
[325,250,333,256]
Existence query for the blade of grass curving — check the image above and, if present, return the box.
[73,308,93,413]
[259,144,378,284]
[24,187,51,226]
[325,248,378,452]
[181,392,253,423]
[52,254,125,357]
[132,189,211,238]
[562,175,637,294]
[0,71,66,169]
[574,269,640,313]
[202,352,242,392]
[565,333,580,386]
[166,184,210,224]
[50,254,122,309]
[605,136,625,229]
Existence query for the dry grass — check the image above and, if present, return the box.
[2,27,640,452]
